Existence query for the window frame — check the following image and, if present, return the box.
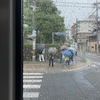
[15,0,23,100]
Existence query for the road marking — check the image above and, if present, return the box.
[23,76,43,78]
[91,64,98,68]
[23,92,39,98]
[87,54,100,57]
[23,80,42,83]
[93,62,100,65]
[23,73,43,75]
[23,73,44,99]
[23,68,44,71]
[91,64,96,67]
[23,85,41,89]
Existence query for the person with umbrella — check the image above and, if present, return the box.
[48,47,57,67]
[65,56,70,67]
[68,48,74,64]
[62,49,72,67]
[49,53,54,67]
[60,45,67,63]
[36,45,45,63]
[60,49,65,64]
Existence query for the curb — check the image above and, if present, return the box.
[62,58,92,72]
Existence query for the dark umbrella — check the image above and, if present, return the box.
[36,45,45,54]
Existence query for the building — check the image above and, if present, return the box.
[87,21,100,52]
[77,20,97,43]
[75,14,97,51]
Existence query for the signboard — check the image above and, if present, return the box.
[54,32,67,36]
[73,30,75,33]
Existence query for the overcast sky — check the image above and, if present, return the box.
[52,0,100,29]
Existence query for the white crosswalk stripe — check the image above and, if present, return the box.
[93,61,100,66]
[23,85,41,89]
[23,80,42,83]
[23,92,39,98]
[23,73,44,100]
[23,76,43,79]
[23,73,43,75]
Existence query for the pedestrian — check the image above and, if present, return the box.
[38,49,45,63]
[65,56,70,67]
[49,53,54,67]
[68,49,74,64]
[60,51,62,63]
[75,49,77,56]
[61,49,65,64]
[62,54,65,64]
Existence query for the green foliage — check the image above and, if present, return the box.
[82,57,86,62]
[23,0,33,36]
[35,0,66,43]
[23,44,63,49]
[23,44,33,48]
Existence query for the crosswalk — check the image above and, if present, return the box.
[23,73,44,100]
[93,61,100,66]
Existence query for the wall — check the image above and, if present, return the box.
[77,33,90,43]
[77,21,97,33]
[87,42,97,52]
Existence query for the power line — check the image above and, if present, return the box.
[53,1,94,5]
[84,8,94,19]
[86,9,97,20]
[55,5,97,8]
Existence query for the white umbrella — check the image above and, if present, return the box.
[68,47,76,53]
[48,47,57,54]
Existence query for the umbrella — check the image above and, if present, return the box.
[60,45,67,50]
[62,50,72,58]
[48,47,57,54]
[36,45,45,54]
[68,47,76,51]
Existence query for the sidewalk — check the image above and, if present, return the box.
[23,55,92,73]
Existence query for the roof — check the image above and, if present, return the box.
[88,32,97,37]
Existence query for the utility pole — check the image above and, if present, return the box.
[94,1,100,52]
[76,18,78,44]
[52,32,54,44]
[96,0,99,52]
[33,0,36,30]
[32,0,36,61]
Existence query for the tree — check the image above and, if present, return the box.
[23,0,33,37]
[35,0,66,43]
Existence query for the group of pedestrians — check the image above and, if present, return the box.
[38,49,54,67]
[37,45,74,68]
[60,49,74,67]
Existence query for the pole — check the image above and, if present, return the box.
[79,44,82,57]
[33,0,36,30]
[76,19,78,43]
[96,0,99,52]
[32,0,36,61]
[52,32,54,44]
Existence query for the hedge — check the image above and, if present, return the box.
[23,44,67,49]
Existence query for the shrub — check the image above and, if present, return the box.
[23,44,67,49]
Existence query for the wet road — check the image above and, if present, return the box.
[23,52,100,100]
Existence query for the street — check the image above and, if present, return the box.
[23,52,100,100]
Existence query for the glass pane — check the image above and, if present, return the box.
[23,0,100,100]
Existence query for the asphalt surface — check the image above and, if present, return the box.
[23,52,100,100]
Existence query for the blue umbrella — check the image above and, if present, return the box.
[62,50,72,58]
